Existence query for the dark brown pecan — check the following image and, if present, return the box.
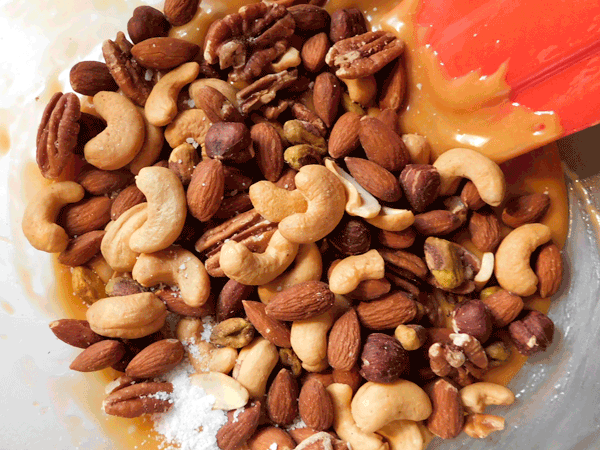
[379,248,428,280]
[36,92,80,179]
[288,4,330,33]
[102,33,153,106]
[103,382,173,418]
[326,31,405,79]
[237,69,298,114]
[291,102,327,137]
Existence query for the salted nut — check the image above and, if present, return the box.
[190,372,249,410]
[233,337,279,399]
[129,108,165,175]
[249,181,308,223]
[433,148,506,206]
[101,203,148,272]
[365,206,415,232]
[210,318,255,349]
[495,223,552,296]
[424,237,464,290]
[329,249,385,295]
[460,382,515,414]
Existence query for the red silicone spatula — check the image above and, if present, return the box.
[416,0,600,137]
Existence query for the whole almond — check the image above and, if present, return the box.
[217,401,261,450]
[346,278,391,301]
[356,292,417,329]
[376,108,401,135]
[313,72,341,128]
[399,164,441,212]
[77,166,133,195]
[125,338,184,378]
[265,281,334,321]
[302,32,330,72]
[461,180,486,210]
[413,210,462,236]
[482,290,524,327]
[243,301,291,348]
[266,369,299,426]
[70,340,126,372]
[377,228,416,249]
[164,0,198,26]
[103,381,173,418]
[327,308,361,371]
[379,58,406,111]
[298,379,334,431]
[194,85,244,124]
[469,210,502,252]
[328,112,361,158]
[217,279,254,322]
[49,319,104,349]
[187,158,225,221]
[127,6,170,44]
[535,243,563,298]
[69,61,118,96]
[359,116,409,172]
[111,185,146,220]
[248,427,297,450]
[360,333,408,383]
[426,378,464,439]
[60,196,113,237]
[131,37,199,70]
[58,230,105,266]
[345,157,401,202]
[252,122,284,182]
[502,193,551,228]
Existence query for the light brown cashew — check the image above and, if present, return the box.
[84,91,145,170]
[165,108,212,148]
[329,250,385,295]
[220,230,299,285]
[190,372,249,410]
[291,308,336,369]
[474,252,495,290]
[460,382,515,414]
[365,206,415,232]
[249,181,308,223]
[101,203,148,272]
[325,158,381,219]
[433,148,506,206]
[377,420,432,450]
[129,167,187,253]
[327,383,389,450]
[190,78,240,109]
[279,165,346,244]
[402,134,431,164]
[22,181,84,253]
[258,243,322,304]
[343,76,377,107]
[133,246,210,307]
[495,223,551,296]
[145,62,200,126]
[87,255,114,284]
[232,337,279,398]
[351,380,432,433]
[463,414,506,438]
[129,108,165,175]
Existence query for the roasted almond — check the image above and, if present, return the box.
[426,378,464,439]
[482,290,524,327]
[535,243,563,298]
[399,164,441,212]
[164,0,198,26]
[248,427,297,450]
[217,279,254,322]
[328,111,361,158]
[125,338,184,378]
[359,332,408,383]
[265,281,334,321]
[131,37,199,70]
[345,157,401,202]
[302,32,330,72]
[313,72,341,128]
[70,61,118,97]
[379,57,406,111]
[413,210,462,236]
[49,319,104,349]
[327,308,361,371]
[461,180,485,210]
[266,368,300,426]
[70,339,126,372]
[217,401,261,450]
[298,378,334,431]
[243,301,291,348]
[187,158,225,221]
[252,122,284,182]
[359,116,409,172]
[346,278,391,301]
[77,166,133,195]
[111,184,146,220]
[332,366,362,394]
[194,85,244,124]
[103,381,173,418]
[59,196,113,237]
[58,230,105,266]
[356,292,417,329]
[502,193,551,228]
[377,227,416,249]
[469,210,502,252]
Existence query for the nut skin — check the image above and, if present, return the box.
[377,227,416,249]
[187,159,225,222]
[57,230,105,267]
[210,318,255,348]
[327,308,361,371]
[359,333,409,383]
[288,4,331,32]
[111,185,145,220]
[356,292,418,330]
[70,340,127,372]
[217,401,261,450]
[502,193,551,228]
[127,6,170,44]
[69,61,119,96]
[59,196,113,237]
[328,218,371,256]
[125,338,185,378]
[266,369,299,426]
[49,319,104,349]
[252,122,284,182]
[469,210,502,252]
[243,301,291,348]
[103,381,173,418]
[266,281,335,322]
[461,181,485,210]
[205,122,253,163]
[508,310,554,356]
[481,290,524,327]
[302,32,330,72]
[399,164,441,212]
[298,378,334,431]
[345,157,402,202]
[425,378,464,439]
[415,210,463,236]
[359,116,409,172]
[77,166,133,196]
[328,112,361,159]
[164,0,199,26]
[216,279,254,322]
[313,72,342,128]
[452,300,493,344]
[534,243,563,298]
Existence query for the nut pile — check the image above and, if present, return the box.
[23,0,565,448]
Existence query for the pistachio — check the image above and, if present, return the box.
[105,276,147,297]
[424,237,464,290]
[210,318,255,349]
[71,266,105,304]
[279,348,303,377]
[283,120,327,151]
[480,286,503,300]
[284,144,325,170]
[485,341,512,367]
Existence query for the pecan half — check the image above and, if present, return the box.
[326,31,405,79]
[102,32,153,106]
[36,92,80,179]
[237,69,298,114]
[102,381,173,418]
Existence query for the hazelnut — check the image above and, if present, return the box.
[359,333,408,383]
[452,300,492,343]
[482,289,524,327]
[508,310,554,356]
[204,122,253,163]
[328,218,371,256]
[105,276,147,297]
[399,164,440,212]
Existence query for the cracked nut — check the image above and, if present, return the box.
[210,318,255,348]
[508,310,554,356]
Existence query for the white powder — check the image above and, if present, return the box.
[231,406,244,423]
[287,417,307,431]
[269,444,278,450]
[200,316,215,342]
[153,361,227,450]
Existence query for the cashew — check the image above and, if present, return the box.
[190,372,249,410]
[327,383,389,450]
[101,203,148,272]
[249,181,308,223]
[220,230,299,285]
[474,252,495,290]
[365,206,415,232]
[402,134,431,164]
[343,76,377,107]
[22,181,84,253]
[495,223,551,296]
[84,91,145,170]
[86,292,167,339]
[129,108,165,174]
[329,250,385,295]
[232,337,279,398]
[210,347,238,374]
[133,246,210,307]
[463,414,505,438]
[325,158,381,219]
[291,308,336,368]
[279,165,346,243]
[377,420,431,450]
[87,254,114,284]
[145,62,200,126]
[460,382,515,414]
[258,243,322,304]
[190,78,240,109]
[302,359,331,373]
[129,167,187,253]
[351,380,432,433]
[165,108,212,149]
[433,148,506,206]
[271,47,301,72]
